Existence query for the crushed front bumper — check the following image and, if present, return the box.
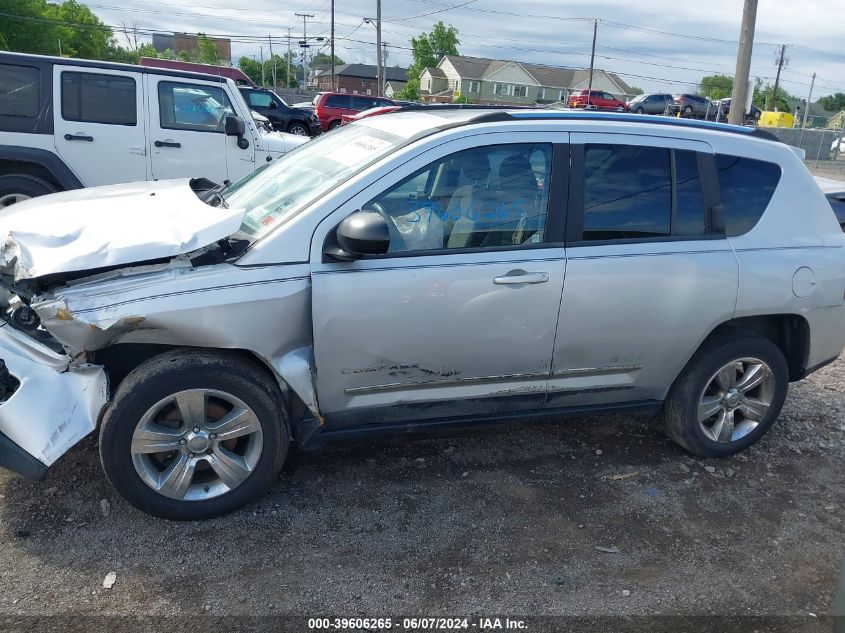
[0,324,108,478]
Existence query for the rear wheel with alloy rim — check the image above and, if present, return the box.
[663,332,788,457]
[100,350,288,520]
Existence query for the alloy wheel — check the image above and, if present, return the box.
[697,358,775,443]
[288,123,308,135]
[130,389,263,501]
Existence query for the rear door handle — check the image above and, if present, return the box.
[154,140,181,148]
[64,133,93,142]
[493,271,549,285]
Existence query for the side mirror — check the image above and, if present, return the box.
[224,115,250,149]
[324,210,390,261]
[269,101,278,109]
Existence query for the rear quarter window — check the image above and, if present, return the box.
[324,95,349,108]
[716,154,781,236]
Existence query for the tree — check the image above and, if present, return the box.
[397,21,459,102]
[311,52,344,67]
[0,0,114,58]
[628,86,644,96]
[818,92,845,113]
[453,93,468,103]
[239,56,263,85]
[699,74,734,100]
[196,34,219,64]
[753,82,793,113]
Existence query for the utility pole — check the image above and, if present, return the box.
[259,45,265,86]
[287,27,292,89]
[296,12,314,88]
[769,44,787,111]
[376,0,383,97]
[585,20,597,109]
[382,41,389,94]
[801,72,816,129]
[331,0,336,92]
[268,35,276,90]
[728,0,758,125]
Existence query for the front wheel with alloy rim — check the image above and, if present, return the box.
[662,332,788,457]
[100,350,288,520]
[287,122,309,135]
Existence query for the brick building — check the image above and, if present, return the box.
[314,63,408,95]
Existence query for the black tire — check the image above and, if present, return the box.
[0,174,57,210]
[635,106,645,114]
[662,331,789,458]
[99,349,288,520]
[287,121,309,136]
[328,120,342,130]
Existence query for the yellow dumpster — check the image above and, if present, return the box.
[759,111,795,128]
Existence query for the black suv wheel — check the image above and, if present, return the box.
[0,174,57,209]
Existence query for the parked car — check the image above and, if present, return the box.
[341,105,401,125]
[667,94,717,119]
[239,87,321,136]
[1,108,843,520]
[313,92,398,131]
[0,52,308,210]
[815,176,845,229]
[627,93,673,115]
[567,89,627,111]
[713,98,762,125]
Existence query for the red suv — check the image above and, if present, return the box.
[313,92,397,131]
[567,90,627,112]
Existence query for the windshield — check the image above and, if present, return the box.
[224,123,405,238]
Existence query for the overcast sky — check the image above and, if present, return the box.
[88,0,845,97]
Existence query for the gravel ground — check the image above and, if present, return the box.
[0,355,843,632]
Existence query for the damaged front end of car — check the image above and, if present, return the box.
[0,287,109,479]
[0,178,268,479]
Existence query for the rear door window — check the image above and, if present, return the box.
[352,96,378,111]
[716,154,781,236]
[582,144,672,240]
[579,144,708,241]
[61,71,136,125]
[0,64,39,117]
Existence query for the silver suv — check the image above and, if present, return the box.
[1,108,843,520]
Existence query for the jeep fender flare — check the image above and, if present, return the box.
[0,146,83,190]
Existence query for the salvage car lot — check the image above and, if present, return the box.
[0,354,842,625]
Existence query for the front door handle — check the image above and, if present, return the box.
[64,133,93,142]
[493,270,549,285]
[154,140,181,148]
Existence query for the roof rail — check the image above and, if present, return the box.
[395,104,781,143]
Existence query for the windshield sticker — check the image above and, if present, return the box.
[324,136,394,167]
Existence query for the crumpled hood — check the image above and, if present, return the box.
[0,179,245,281]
